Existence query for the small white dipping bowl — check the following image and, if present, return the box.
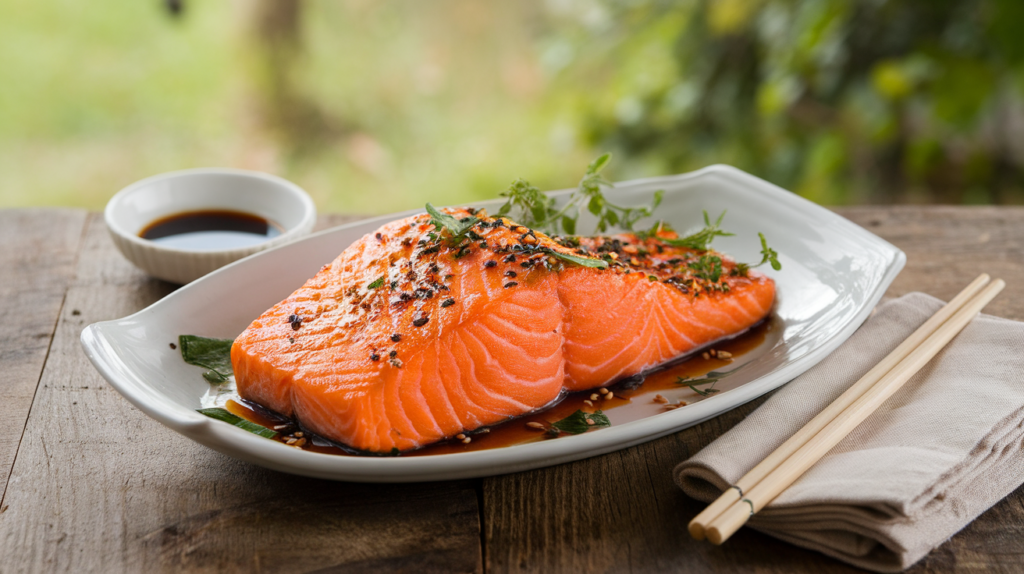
[105,168,317,284]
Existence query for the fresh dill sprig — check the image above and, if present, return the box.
[425,203,480,247]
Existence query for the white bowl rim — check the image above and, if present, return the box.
[104,167,317,257]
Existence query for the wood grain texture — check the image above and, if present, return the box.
[0,213,480,574]
[0,209,86,503]
[484,206,1024,574]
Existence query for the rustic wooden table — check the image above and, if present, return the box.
[2,207,1023,574]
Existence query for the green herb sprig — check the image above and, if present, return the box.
[179,335,234,383]
[550,409,611,434]
[663,211,734,250]
[676,371,728,397]
[197,407,278,439]
[425,203,480,248]
[497,153,663,236]
[543,249,609,269]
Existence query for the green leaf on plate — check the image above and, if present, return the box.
[543,249,609,269]
[197,407,278,439]
[179,335,233,383]
[550,409,611,435]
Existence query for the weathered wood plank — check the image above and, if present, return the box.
[0,208,86,504]
[483,206,1024,574]
[0,213,480,574]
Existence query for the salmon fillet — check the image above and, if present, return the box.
[231,209,775,453]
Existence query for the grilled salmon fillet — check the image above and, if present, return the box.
[231,208,775,452]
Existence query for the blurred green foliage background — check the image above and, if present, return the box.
[2,0,1023,213]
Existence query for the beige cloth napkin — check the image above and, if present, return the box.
[675,292,1024,573]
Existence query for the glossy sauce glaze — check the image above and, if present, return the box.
[224,317,774,457]
[140,210,282,251]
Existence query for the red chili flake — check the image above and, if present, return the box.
[484,260,497,268]
[503,281,518,289]
[391,334,402,342]
[413,316,430,327]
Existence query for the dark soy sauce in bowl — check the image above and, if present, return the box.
[140,210,283,251]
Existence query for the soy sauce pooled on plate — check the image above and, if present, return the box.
[139,210,283,251]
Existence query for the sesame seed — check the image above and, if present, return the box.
[456,433,466,440]
[391,333,402,342]
[293,438,307,448]
[653,394,668,404]
[677,400,688,406]
[462,437,472,444]
[505,271,517,278]
[702,352,710,360]
[273,425,289,430]
[605,391,615,400]
[664,404,678,410]
[526,422,546,430]
[441,298,456,308]
[286,438,297,445]
[504,254,516,263]
[584,400,594,406]
[598,388,609,395]
[503,281,518,289]
[717,350,733,359]
[484,260,497,268]
[370,353,380,361]
[590,393,599,401]
[585,418,595,425]
[413,316,429,327]
[709,349,717,357]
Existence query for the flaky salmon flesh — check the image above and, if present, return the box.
[231,208,775,453]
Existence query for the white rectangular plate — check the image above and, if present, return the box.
[81,165,904,482]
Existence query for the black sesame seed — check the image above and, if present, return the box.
[430,264,440,273]
[504,281,518,289]
[287,314,302,330]
[479,241,487,248]
[389,350,397,358]
[375,232,383,241]
[370,353,380,361]
[413,316,430,327]
[484,260,497,268]
[391,334,402,342]
[520,260,534,268]
[441,298,455,308]
[503,254,516,263]
[505,270,517,278]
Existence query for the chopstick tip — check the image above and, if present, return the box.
[688,520,707,541]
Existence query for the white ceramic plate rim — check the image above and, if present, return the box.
[82,165,905,482]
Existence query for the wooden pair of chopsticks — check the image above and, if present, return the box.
[689,273,1005,545]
